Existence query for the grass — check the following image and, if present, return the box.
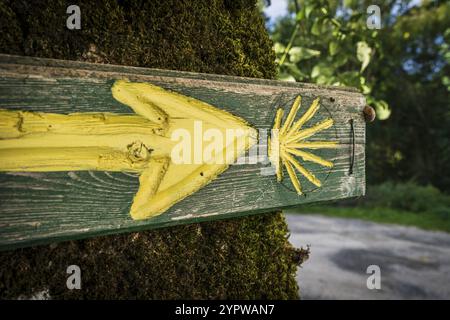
[286,205,450,233]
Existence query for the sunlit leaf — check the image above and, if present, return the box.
[311,63,333,79]
[305,4,314,19]
[278,73,296,82]
[289,46,321,63]
[311,65,320,78]
[356,41,372,72]
[374,100,391,120]
[361,84,371,94]
[330,18,341,28]
[316,75,330,85]
[296,10,304,22]
[442,76,450,91]
[444,51,450,63]
[344,0,356,7]
[284,62,308,79]
[329,41,339,56]
[273,42,286,54]
[311,20,321,36]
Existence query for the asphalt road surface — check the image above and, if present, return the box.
[285,213,450,300]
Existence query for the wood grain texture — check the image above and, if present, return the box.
[0,54,366,250]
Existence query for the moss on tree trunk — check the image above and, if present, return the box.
[0,0,307,299]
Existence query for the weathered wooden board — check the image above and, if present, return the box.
[0,54,366,250]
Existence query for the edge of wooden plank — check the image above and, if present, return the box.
[0,192,365,252]
[0,54,362,94]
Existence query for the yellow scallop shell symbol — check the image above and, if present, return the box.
[268,96,338,195]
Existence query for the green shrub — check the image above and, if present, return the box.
[362,182,450,215]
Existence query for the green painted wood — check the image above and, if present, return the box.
[0,54,366,250]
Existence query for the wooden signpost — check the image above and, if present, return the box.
[0,54,366,250]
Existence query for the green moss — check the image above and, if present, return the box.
[0,0,276,78]
[0,0,304,299]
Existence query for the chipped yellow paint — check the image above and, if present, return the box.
[269,96,338,195]
[269,108,284,182]
[0,80,257,220]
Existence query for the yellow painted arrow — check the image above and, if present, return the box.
[0,80,257,220]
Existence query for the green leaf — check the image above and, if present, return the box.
[330,18,341,28]
[374,100,391,120]
[278,73,296,82]
[333,54,348,67]
[329,41,339,56]
[360,76,366,85]
[311,63,333,79]
[359,76,371,94]
[444,51,450,63]
[289,46,321,63]
[283,62,307,80]
[273,42,286,54]
[442,76,450,91]
[316,75,330,85]
[361,84,371,94]
[339,71,360,87]
[305,5,314,19]
[443,28,450,38]
[311,19,321,36]
[311,65,321,78]
[344,0,356,7]
[356,41,372,72]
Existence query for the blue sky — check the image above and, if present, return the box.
[263,0,288,26]
[263,0,423,25]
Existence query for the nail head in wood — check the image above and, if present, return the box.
[363,105,376,123]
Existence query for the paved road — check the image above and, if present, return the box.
[285,213,450,300]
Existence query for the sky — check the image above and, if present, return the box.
[263,0,288,27]
[263,0,423,26]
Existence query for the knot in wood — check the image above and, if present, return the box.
[127,141,151,163]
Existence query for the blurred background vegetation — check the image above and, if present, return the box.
[261,0,450,231]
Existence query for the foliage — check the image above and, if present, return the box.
[265,0,450,192]
[269,0,389,119]
[366,1,450,191]
[290,181,450,232]
[362,182,450,216]
[289,205,450,233]
[0,0,303,299]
